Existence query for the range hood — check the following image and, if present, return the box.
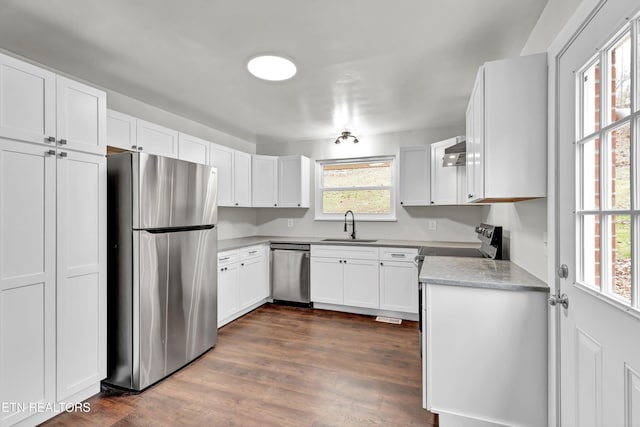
[442,137,466,167]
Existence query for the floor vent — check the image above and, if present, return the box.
[375,316,402,325]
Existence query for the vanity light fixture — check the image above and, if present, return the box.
[247,55,297,81]
[334,131,359,144]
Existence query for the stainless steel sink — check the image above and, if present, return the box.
[321,238,378,243]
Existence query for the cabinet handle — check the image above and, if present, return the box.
[219,256,230,261]
[59,152,68,158]
[400,201,404,205]
[297,203,301,207]
[235,203,239,206]
[131,145,138,150]
[380,262,384,266]
[390,253,406,258]
[430,201,434,205]
[58,139,67,145]
[46,136,56,143]
[339,260,343,264]
[274,204,277,207]
[468,194,473,198]
[138,146,143,151]
[343,259,347,264]
[248,250,257,254]
[241,263,244,266]
[45,149,56,156]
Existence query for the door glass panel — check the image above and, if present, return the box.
[608,32,631,123]
[580,137,600,210]
[605,122,630,210]
[582,61,601,137]
[604,214,632,302]
[580,214,601,289]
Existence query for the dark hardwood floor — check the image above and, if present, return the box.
[42,304,437,426]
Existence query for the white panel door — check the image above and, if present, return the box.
[0,140,56,426]
[278,155,308,207]
[379,261,418,313]
[0,53,56,146]
[233,151,252,207]
[343,259,379,309]
[56,150,106,401]
[399,146,430,206]
[465,69,484,203]
[178,132,209,165]
[430,138,458,205]
[556,2,640,426]
[106,109,137,151]
[218,263,240,322]
[238,256,267,309]
[252,155,278,207]
[56,76,106,155]
[310,257,343,305]
[136,119,178,158]
[210,143,234,206]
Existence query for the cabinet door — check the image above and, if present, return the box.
[218,263,240,323]
[136,119,178,158]
[310,257,343,304]
[430,138,459,205]
[278,155,309,207]
[399,146,430,206]
[56,76,107,155]
[0,140,56,425]
[56,150,106,400]
[252,155,278,207]
[210,143,234,206]
[178,133,209,165]
[239,256,267,309]
[233,151,252,207]
[343,259,379,309]
[0,53,56,146]
[379,261,418,314]
[107,109,137,151]
[466,68,485,203]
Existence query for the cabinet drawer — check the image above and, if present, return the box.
[239,244,266,259]
[379,247,418,262]
[311,244,379,260]
[218,250,239,266]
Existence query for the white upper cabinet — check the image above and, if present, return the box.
[210,143,234,206]
[399,146,430,206]
[106,109,137,151]
[278,155,310,207]
[178,133,209,165]
[233,151,252,207]
[0,52,56,146]
[136,119,178,158]
[56,76,106,155]
[252,155,278,207]
[430,137,461,205]
[465,53,547,203]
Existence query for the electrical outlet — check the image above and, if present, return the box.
[287,219,294,228]
[427,220,437,231]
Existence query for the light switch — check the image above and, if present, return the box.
[428,220,437,231]
[287,219,294,228]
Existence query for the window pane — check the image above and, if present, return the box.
[323,162,391,188]
[581,138,600,210]
[322,190,391,214]
[581,214,601,289]
[609,32,631,122]
[605,215,631,302]
[605,123,630,210]
[582,61,600,136]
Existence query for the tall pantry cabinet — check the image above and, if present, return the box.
[0,52,106,426]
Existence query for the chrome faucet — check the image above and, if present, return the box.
[344,210,356,239]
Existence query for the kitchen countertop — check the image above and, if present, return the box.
[218,235,481,252]
[419,256,549,292]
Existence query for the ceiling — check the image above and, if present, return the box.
[0,0,548,144]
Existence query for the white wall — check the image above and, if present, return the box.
[480,0,584,282]
[256,127,485,242]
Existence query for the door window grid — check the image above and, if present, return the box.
[576,18,639,309]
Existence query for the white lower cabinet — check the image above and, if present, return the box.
[379,261,418,313]
[0,139,105,426]
[217,245,269,327]
[310,257,344,304]
[343,259,379,309]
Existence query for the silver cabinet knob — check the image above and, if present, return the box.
[58,139,67,145]
[46,150,56,156]
[59,152,68,158]
[131,145,138,150]
[46,136,56,143]
[137,146,143,151]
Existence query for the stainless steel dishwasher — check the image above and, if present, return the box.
[270,243,311,306]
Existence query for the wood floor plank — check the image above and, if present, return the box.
[41,304,437,426]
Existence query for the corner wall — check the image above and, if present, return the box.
[256,127,485,242]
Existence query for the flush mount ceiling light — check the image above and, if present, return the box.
[247,55,297,81]
[334,131,359,144]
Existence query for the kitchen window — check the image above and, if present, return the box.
[576,20,639,310]
[315,156,396,221]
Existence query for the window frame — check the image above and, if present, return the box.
[314,155,397,221]
[575,18,639,311]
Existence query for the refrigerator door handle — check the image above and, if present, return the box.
[142,224,215,234]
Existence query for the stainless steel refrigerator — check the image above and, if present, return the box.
[105,152,218,391]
